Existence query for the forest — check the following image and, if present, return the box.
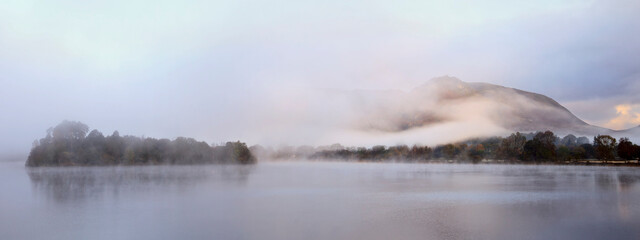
[27,121,640,166]
[257,131,640,164]
[26,121,255,167]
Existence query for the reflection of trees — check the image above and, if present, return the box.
[617,174,640,189]
[595,173,616,189]
[591,172,640,221]
[616,173,640,221]
[593,172,640,190]
[27,165,254,203]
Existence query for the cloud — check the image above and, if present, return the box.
[604,104,640,130]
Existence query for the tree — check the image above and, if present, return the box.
[104,131,125,164]
[388,145,409,159]
[442,144,457,159]
[81,129,106,165]
[522,131,557,162]
[229,141,256,164]
[498,132,526,160]
[570,146,586,160]
[557,146,571,162]
[617,138,635,161]
[52,120,89,140]
[370,145,386,160]
[408,145,432,161]
[522,140,538,162]
[577,137,590,145]
[536,131,557,161]
[479,137,502,159]
[593,135,616,162]
[559,134,578,147]
[467,144,485,163]
[26,121,256,166]
[212,141,255,164]
[581,143,595,159]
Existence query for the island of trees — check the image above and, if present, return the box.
[254,131,640,165]
[26,121,255,167]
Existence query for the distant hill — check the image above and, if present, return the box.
[619,125,640,136]
[339,76,627,137]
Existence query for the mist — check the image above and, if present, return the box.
[1,0,640,156]
[3,162,640,239]
[242,89,511,147]
[2,1,640,239]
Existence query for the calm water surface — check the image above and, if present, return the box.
[1,161,639,240]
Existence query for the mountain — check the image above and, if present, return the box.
[619,125,640,136]
[340,76,621,137]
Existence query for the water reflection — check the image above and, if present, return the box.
[617,174,640,189]
[9,162,640,240]
[27,165,254,203]
[616,173,640,221]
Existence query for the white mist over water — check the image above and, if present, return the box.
[1,161,640,240]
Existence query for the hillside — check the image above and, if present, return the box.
[341,76,620,137]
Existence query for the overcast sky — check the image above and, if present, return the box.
[1,0,639,155]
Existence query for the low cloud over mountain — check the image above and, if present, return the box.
[347,76,613,134]
[280,76,637,146]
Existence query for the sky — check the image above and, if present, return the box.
[1,0,639,155]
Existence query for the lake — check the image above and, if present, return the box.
[1,161,639,240]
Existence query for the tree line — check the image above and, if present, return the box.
[26,121,255,167]
[308,131,640,164]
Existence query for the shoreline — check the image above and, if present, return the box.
[269,158,640,167]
